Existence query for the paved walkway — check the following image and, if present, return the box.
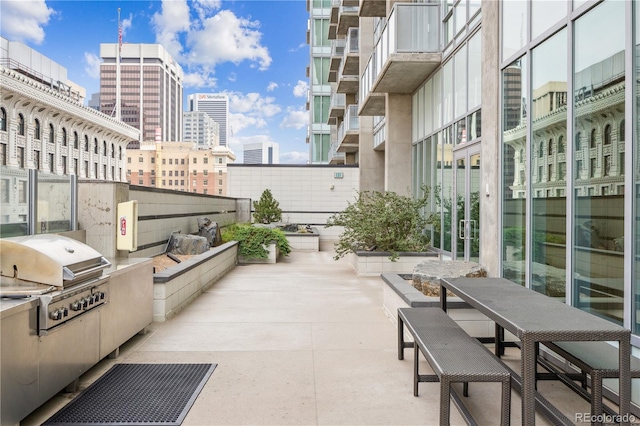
[23,249,594,425]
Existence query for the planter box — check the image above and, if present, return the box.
[284,227,319,251]
[381,273,517,341]
[153,241,238,322]
[238,243,280,264]
[347,250,439,277]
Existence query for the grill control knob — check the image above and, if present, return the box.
[71,301,82,311]
[50,310,60,320]
[82,298,88,309]
[63,308,69,317]
[100,292,105,300]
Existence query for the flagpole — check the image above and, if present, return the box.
[115,8,122,121]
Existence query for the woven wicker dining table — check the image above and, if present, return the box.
[439,277,631,426]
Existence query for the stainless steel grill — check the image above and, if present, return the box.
[0,234,110,333]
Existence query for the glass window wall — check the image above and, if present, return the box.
[572,0,625,324]
[502,56,527,286]
[531,29,567,299]
[502,0,527,61]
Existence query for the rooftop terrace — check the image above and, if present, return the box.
[22,247,602,425]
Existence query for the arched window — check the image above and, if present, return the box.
[590,129,596,148]
[548,138,553,156]
[62,128,67,146]
[111,143,115,158]
[103,141,107,156]
[0,108,6,131]
[119,146,123,160]
[604,124,611,145]
[84,135,89,152]
[558,135,565,153]
[49,123,55,144]
[34,119,41,139]
[74,131,79,149]
[94,138,98,154]
[18,114,25,135]
[539,142,544,157]
[619,119,625,142]
[575,132,582,150]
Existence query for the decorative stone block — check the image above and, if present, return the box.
[412,259,487,297]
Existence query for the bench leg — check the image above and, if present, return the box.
[591,371,604,424]
[398,315,404,360]
[501,378,512,426]
[440,378,452,426]
[414,343,420,397]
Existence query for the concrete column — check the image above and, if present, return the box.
[384,93,413,195]
[479,0,500,276]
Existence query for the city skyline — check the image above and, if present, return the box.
[0,0,311,164]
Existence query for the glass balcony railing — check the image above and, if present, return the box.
[337,105,359,143]
[346,28,359,55]
[361,3,441,101]
[331,93,346,110]
[329,140,346,162]
[332,39,346,57]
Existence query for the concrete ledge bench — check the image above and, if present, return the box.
[398,307,512,425]
[540,341,640,419]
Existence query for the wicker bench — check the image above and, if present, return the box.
[541,341,640,419]
[398,307,512,425]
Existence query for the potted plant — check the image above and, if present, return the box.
[326,186,431,261]
[253,189,282,224]
[221,223,291,263]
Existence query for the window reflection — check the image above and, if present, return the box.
[573,0,625,324]
[531,29,567,298]
[502,56,527,286]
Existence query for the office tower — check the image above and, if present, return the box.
[243,142,279,164]
[100,43,184,142]
[307,0,333,164]
[183,111,220,149]
[188,93,229,147]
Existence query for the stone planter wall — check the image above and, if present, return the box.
[381,273,517,341]
[153,241,238,322]
[285,228,320,252]
[347,250,439,277]
[238,243,280,264]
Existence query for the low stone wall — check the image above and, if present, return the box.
[381,273,508,340]
[285,228,320,252]
[348,251,439,277]
[153,241,238,322]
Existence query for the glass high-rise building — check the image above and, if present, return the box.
[188,93,229,147]
[99,43,184,142]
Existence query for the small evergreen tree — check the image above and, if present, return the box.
[253,189,282,224]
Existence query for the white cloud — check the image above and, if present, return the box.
[229,112,267,135]
[293,80,308,98]
[228,73,237,82]
[84,52,101,79]
[192,0,222,21]
[121,13,133,37]
[228,92,280,118]
[186,10,271,70]
[280,108,308,130]
[288,43,307,53]
[152,0,191,61]
[280,151,309,164]
[0,0,54,44]
[182,72,217,89]
[267,82,278,92]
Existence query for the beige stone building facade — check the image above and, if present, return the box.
[126,142,236,195]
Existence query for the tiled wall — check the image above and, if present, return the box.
[227,165,359,243]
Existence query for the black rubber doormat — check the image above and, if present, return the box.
[43,363,216,426]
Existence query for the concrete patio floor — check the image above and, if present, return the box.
[22,247,603,425]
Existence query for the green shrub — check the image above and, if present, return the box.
[253,189,282,224]
[326,187,430,261]
[222,223,291,259]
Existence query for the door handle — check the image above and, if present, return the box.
[459,220,466,240]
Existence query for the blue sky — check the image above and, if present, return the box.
[0,0,311,163]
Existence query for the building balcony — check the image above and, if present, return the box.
[330,0,340,24]
[328,69,338,83]
[359,53,386,116]
[359,0,387,17]
[337,5,359,37]
[361,3,441,95]
[330,39,346,72]
[336,62,359,94]
[341,28,359,77]
[328,140,346,164]
[373,115,386,150]
[329,93,346,119]
[337,104,359,153]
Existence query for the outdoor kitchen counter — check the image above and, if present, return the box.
[0,295,39,318]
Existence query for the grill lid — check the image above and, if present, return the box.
[0,235,110,288]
